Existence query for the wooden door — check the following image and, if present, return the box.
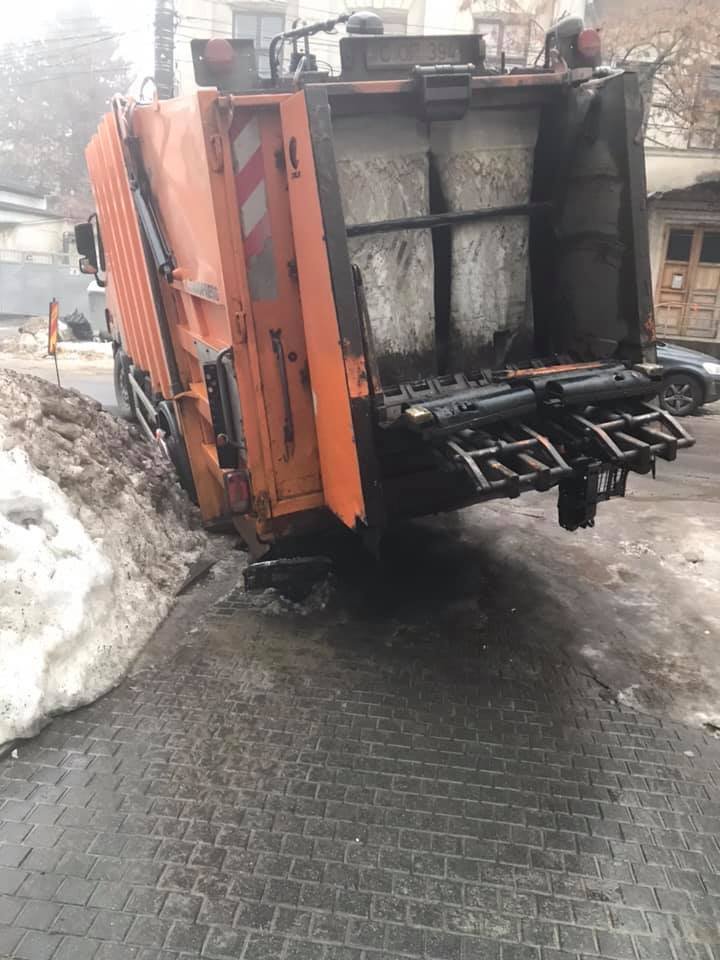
[656,226,720,339]
[687,231,720,337]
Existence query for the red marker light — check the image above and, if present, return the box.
[224,470,250,514]
[577,29,602,62]
[204,38,235,72]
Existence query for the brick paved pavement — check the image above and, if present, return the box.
[2,582,720,960]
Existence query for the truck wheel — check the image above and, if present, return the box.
[659,373,702,417]
[157,401,198,503]
[113,348,136,421]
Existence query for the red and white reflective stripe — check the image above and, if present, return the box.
[232,115,272,263]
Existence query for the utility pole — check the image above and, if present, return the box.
[154,0,175,99]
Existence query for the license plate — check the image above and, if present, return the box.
[365,37,465,71]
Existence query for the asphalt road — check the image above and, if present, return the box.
[0,353,117,414]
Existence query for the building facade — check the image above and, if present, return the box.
[173,0,589,93]
[0,181,74,260]
[646,159,720,357]
[590,0,720,353]
[0,180,89,320]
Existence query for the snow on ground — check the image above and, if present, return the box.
[0,369,208,751]
[0,328,113,369]
[57,340,113,358]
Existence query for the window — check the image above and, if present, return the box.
[685,66,720,150]
[232,8,285,75]
[666,229,693,263]
[700,232,720,265]
[705,65,720,97]
[474,16,530,67]
[688,113,720,152]
[381,9,408,35]
[474,18,503,61]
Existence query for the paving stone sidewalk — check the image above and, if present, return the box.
[1,586,720,960]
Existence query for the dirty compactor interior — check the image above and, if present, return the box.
[281,23,692,532]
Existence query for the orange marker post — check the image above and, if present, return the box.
[48,298,61,387]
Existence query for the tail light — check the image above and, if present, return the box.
[577,28,602,65]
[204,38,235,73]
[545,17,602,70]
[224,469,251,515]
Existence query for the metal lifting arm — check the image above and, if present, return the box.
[269,14,350,81]
[111,95,182,395]
[346,202,552,238]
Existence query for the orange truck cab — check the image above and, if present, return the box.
[75,12,692,558]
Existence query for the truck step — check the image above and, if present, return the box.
[441,422,572,498]
[437,402,694,501]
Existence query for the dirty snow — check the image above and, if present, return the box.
[1,338,113,369]
[0,314,112,364]
[57,341,113,358]
[228,580,334,618]
[0,369,208,750]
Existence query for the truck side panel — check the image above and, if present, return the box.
[123,93,245,522]
[228,106,322,507]
[86,115,171,397]
[279,91,370,533]
[130,92,323,527]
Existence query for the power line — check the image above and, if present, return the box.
[7,66,132,89]
[155,0,176,98]
[0,32,143,71]
[0,25,150,51]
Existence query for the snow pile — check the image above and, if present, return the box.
[0,369,207,750]
[0,316,66,356]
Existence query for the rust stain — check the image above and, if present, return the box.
[501,361,606,379]
[325,73,566,99]
[643,311,656,343]
[253,491,272,521]
[344,351,370,399]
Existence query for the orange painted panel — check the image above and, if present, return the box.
[86,113,170,396]
[124,91,323,525]
[279,92,366,531]
[128,92,274,520]
[227,106,322,503]
[86,91,328,532]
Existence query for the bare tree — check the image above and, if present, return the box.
[596,0,720,148]
[0,2,131,216]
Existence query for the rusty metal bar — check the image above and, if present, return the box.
[346,202,551,238]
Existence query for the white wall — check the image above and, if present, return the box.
[0,216,72,257]
[646,149,720,196]
[0,189,46,211]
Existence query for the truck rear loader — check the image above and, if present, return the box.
[75,12,694,559]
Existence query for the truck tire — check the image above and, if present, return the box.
[113,348,136,421]
[659,373,702,417]
[157,401,198,503]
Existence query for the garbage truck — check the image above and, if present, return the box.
[75,11,693,558]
